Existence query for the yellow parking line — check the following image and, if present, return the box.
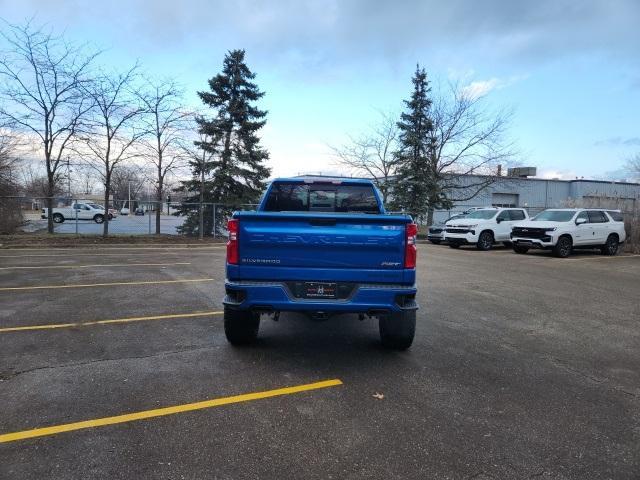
[0,278,214,292]
[0,262,192,270]
[0,311,223,333]
[0,379,343,443]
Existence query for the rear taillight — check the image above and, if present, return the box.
[227,219,239,265]
[404,223,418,268]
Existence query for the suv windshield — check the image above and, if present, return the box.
[264,182,380,213]
[532,210,576,222]
[463,210,498,220]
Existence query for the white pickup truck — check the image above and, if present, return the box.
[42,202,112,224]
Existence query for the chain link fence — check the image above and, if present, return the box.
[0,196,257,237]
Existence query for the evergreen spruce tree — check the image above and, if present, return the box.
[176,49,270,235]
[391,65,451,224]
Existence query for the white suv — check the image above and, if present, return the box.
[445,207,529,251]
[510,209,626,258]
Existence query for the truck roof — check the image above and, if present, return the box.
[272,177,375,186]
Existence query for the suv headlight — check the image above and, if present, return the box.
[545,227,557,232]
[466,224,478,228]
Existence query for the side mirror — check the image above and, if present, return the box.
[496,217,504,224]
[576,217,587,225]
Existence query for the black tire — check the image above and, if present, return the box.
[93,214,104,224]
[52,213,64,224]
[108,213,113,220]
[476,231,494,251]
[601,234,619,256]
[448,243,461,249]
[224,308,260,345]
[513,245,529,254]
[553,236,572,258]
[429,239,441,245]
[379,310,416,350]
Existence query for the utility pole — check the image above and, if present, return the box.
[66,156,72,200]
[128,181,131,215]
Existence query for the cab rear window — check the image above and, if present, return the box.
[264,183,380,213]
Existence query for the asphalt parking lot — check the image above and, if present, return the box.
[0,244,638,479]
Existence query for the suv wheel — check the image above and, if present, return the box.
[52,213,64,224]
[93,214,104,224]
[224,308,260,345]
[513,245,529,254]
[379,310,416,350]
[477,231,494,251]
[601,234,619,256]
[553,236,572,258]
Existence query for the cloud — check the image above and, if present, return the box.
[460,75,528,99]
[5,0,640,74]
[538,169,579,180]
[594,137,640,147]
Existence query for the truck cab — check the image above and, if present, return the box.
[223,177,418,349]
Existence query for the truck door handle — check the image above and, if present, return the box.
[310,219,337,226]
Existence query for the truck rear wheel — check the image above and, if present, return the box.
[601,234,619,256]
[52,213,64,224]
[224,308,260,345]
[93,214,104,224]
[379,310,416,350]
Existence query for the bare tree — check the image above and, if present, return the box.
[0,131,24,233]
[397,81,515,224]
[0,20,98,232]
[110,165,147,206]
[77,66,144,236]
[179,120,217,239]
[0,131,20,194]
[626,153,640,180]
[138,79,188,234]
[330,111,399,203]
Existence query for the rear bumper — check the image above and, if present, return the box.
[224,280,418,314]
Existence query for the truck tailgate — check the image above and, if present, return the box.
[231,212,412,283]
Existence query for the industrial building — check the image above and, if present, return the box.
[434,167,640,222]
[295,168,640,222]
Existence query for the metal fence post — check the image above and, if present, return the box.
[75,198,78,236]
[148,206,152,234]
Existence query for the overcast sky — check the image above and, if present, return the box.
[1,0,639,180]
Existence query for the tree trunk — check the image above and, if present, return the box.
[426,207,434,227]
[103,178,110,238]
[46,170,55,234]
[155,179,162,235]
[199,166,204,240]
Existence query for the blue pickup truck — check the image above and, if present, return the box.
[223,177,418,349]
